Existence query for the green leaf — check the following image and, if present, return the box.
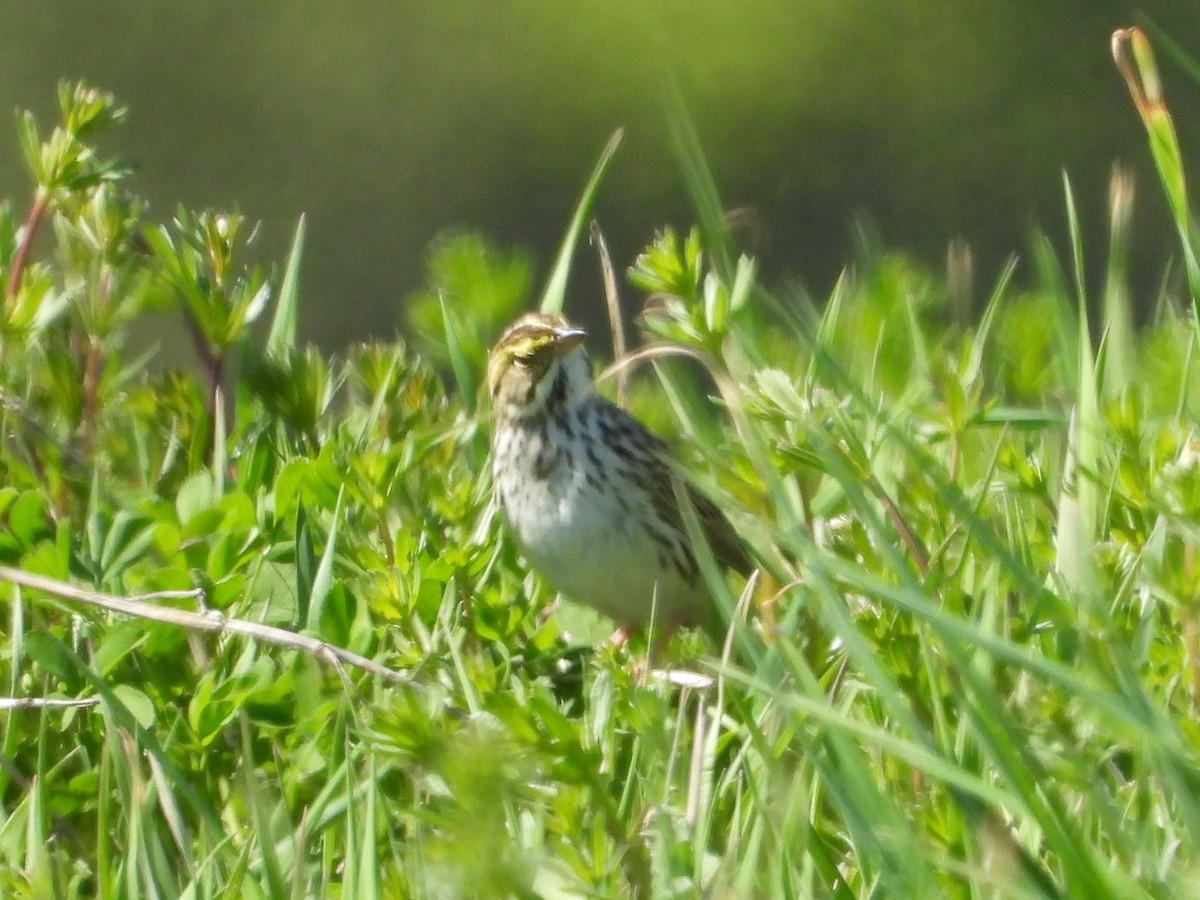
[273,459,311,521]
[175,470,217,525]
[665,87,734,281]
[439,293,476,407]
[8,490,49,547]
[1053,176,1099,599]
[240,715,287,900]
[266,214,305,361]
[539,128,623,315]
[111,684,155,729]
[24,632,84,692]
[17,110,42,179]
[295,501,314,629]
[92,621,147,676]
[305,487,344,633]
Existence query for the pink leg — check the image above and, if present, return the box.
[608,625,634,649]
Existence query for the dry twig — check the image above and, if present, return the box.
[0,566,413,686]
[0,696,101,711]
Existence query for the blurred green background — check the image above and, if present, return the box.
[2,2,1198,349]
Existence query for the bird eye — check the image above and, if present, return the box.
[513,353,536,367]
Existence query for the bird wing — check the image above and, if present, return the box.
[606,404,751,576]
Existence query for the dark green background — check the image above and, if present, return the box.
[3,3,1198,348]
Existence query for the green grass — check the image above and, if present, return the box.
[2,40,1200,897]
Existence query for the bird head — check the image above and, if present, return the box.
[487,313,590,420]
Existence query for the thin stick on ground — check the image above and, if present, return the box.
[0,696,101,711]
[0,566,413,687]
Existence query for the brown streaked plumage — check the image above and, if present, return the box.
[488,312,750,639]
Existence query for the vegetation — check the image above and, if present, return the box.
[1,26,1199,898]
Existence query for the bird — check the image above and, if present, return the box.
[487,311,751,643]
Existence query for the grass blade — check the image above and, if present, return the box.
[266,214,305,361]
[539,129,623,315]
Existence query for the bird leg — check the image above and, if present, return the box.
[607,625,634,649]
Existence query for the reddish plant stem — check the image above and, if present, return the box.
[80,337,102,459]
[1185,542,1200,719]
[206,353,225,460]
[6,188,50,303]
[181,310,229,460]
[78,269,110,460]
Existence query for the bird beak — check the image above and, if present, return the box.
[554,327,587,354]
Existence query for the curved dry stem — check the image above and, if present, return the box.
[598,342,740,420]
[0,696,101,711]
[0,565,417,688]
[588,220,629,408]
[867,474,930,579]
[597,341,761,477]
[6,188,50,304]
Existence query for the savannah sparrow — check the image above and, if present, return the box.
[487,312,750,640]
